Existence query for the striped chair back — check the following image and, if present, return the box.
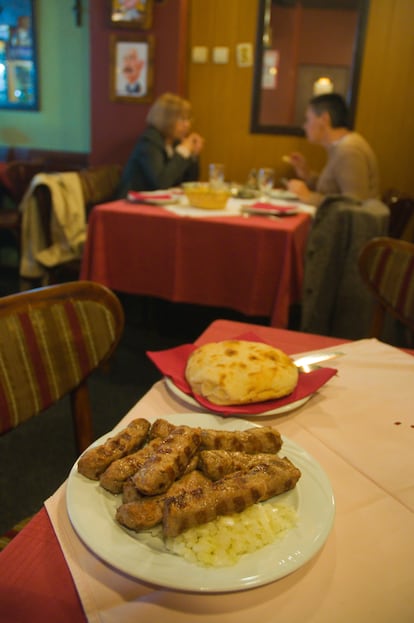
[358,237,414,338]
[0,281,124,452]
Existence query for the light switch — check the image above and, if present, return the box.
[192,46,208,63]
[236,43,253,67]
[213,47,229,64]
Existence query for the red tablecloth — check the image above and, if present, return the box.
[0,508,85,622]
[80,201,311,327]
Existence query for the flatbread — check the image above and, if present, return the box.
[185,340,298,405]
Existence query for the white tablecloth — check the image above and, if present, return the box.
[45,338,414,623]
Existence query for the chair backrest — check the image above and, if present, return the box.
[0,281,124,452]
[382,189,414,242]
[19,164,122,285]
[300,195,390,339]
[358,237,414,338]
[1,160,45,204]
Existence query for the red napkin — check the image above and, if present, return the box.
[250,202,297,214]
[127,191,174,202]
[146,333,337,415]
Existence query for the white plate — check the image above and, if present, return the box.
[164,376,311,416]
[66,413,335,593]
[241,205,298,217]
[268,189,299,201]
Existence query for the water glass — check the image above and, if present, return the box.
[209,163,225,188]
[257,167,275,197]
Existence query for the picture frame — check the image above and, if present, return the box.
[110,0,153,30]
[0,0,39,110]
[110,33,154,103]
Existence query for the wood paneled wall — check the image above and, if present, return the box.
[187,0,414,196]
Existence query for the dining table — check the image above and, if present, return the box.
[79,197,312,327]
[1,318,413,623]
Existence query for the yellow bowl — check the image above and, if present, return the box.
[182,182,231,210]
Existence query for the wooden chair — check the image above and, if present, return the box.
[300,196,390,339]
[0,160,45,268]
[0,280,124,454]
[382,190,414,242]
[358,237,414,340]
[19,164,121,287]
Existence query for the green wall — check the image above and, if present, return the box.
[0,0,90,152]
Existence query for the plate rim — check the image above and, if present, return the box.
[66,413,335,593]
[164,376,311,416]
[241,206,298,217]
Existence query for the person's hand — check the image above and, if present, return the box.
[286,178,312,203]
[288,152,310,180]
[182,132,204,156]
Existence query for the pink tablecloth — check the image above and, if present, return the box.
[80,201,311,327]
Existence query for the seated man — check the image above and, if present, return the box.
[286,93,380,207]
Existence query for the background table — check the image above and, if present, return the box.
[80,201,311,327]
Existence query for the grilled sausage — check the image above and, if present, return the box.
[119,453,199,501]
[77,418,150,480]
[163,458,301,537]
[116,470,211,532]
[200,426,282,454]
[150,420,283,454]
[132,425,202,495]
[100,438,162,493]
[122,478,144,503]
[149,418,177,440]
[198,450,288,481]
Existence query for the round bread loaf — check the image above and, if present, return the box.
[185,340,298,405]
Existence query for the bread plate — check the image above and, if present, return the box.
[164,376,311,415]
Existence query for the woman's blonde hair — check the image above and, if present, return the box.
[146,93,192,136]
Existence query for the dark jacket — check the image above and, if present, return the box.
[116,126,199,197]
[300,196,390,339]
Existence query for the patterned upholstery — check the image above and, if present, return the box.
[0,517,31,552]
[358,237,414,337]
[0,281,124,450]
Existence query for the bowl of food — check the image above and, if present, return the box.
[182,182,232,210]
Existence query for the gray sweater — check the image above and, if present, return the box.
[308,132,380,207]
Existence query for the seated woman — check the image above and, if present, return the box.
[286,93,380,207]
[116,92,204,197]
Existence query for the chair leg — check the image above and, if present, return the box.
[369,303,386,339]
[71,382,94,454]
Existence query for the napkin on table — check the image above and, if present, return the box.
[146,333,336,415]
[127,191,175,203]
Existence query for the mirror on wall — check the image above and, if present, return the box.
[250,0,370,135]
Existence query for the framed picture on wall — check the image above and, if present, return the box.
[110,0,153,29]
[0,0,39,110]
[110,34,154,103]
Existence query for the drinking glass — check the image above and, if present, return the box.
[209,163,225,189]
[257,167,275,198]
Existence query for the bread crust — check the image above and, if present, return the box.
[185,340,298,405]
